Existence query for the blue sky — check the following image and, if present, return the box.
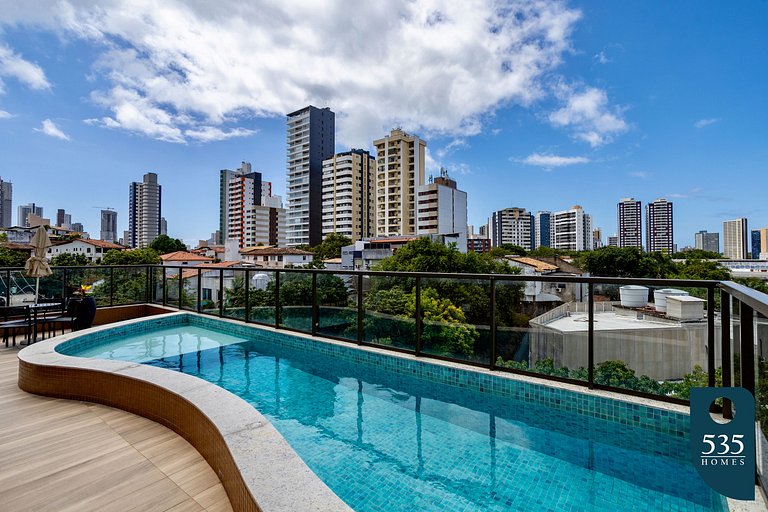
[0,1,765,248]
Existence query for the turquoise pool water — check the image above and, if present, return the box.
[65,324,726,512]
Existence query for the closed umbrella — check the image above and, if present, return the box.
[25,225,53,304]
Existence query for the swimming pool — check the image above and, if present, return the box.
[59,315,727,512]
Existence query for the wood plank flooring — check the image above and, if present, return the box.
[0,347,233,512]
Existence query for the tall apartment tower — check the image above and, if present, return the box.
[723,218,748,259]
[694,230,720,253]
[374,128,426,237]
[617,198,642,249]
[550,205,593,251]
[751,228,768,260]
[56,208,72,229]
[286,106,335,246]
[0,178,11,228]
[128,172,162,248]
[416,168,468,252]
[321,149,376,242]
[17,203,43,228]
[490,207,533,250]
[100,210,118,243]
[645,199,673,253]
[534,211,551,249]
[220,162,284,248]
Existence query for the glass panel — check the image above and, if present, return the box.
[180,267,199,312]
[222,269,247,320]
[151,266,164,304]
[593,283,713,397]
[246,270,276,325]
[110,266,149,305]
[278,271,312,332]
[420,277,491,365]
[496,278,588,381]
[756,311,768,484]
[164,267,181,309]
[79,267,110,307]
[0,270,8,306]
[733,300,742,387]
[362,274,416,352]
[317,273,357,342]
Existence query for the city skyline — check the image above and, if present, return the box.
[0,2,765,246]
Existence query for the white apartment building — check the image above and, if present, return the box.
[723,218,748,259]
[374,128,426,237]
[415,170,468,253]
[617,197,642,249]
[550,205,593,251]
[489,207,532,250]
[646,198,674,253]
[322,149,376,242]
[46,239,124,263]
[128,172,162,248]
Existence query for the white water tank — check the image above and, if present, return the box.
[666,295,705,321]
[653,288,689,313]
[619,285,649,308]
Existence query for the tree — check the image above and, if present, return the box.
[311,233,352,261]
[673,259,730,281]
[376,237,514,274]
[149,234,187,254]
[50,252,89,266]
[678,249,723,260]
[579,246,674,278]
[100,248,161,265]
[0,247,30,267]
[488,244,527,258]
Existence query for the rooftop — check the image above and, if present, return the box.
[160,251,214,262]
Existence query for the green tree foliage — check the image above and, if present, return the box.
[50,252,89,266]
[488,244,527,258]
[148,234,187,254]
[311,233,352,261]
[376,237,515,274]
[0,247,30,267]
[678,249,723,260]
[100,248,161,265]
[735,277,768,295]
[673,259,731,281]
[579,246,674,278]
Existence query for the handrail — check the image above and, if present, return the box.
[718,280,768,318]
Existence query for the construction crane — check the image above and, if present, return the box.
[92,206,115,211]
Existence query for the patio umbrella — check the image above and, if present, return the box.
[25,225,52,304]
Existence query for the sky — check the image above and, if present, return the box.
[0,0,765,248]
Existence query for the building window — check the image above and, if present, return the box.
[202,288,212,301]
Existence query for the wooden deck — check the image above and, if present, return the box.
[0,346,234,512]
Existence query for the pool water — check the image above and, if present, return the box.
[69,326,726,512]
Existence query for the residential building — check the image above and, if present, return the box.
[128,172,162,248]
[645,198,674,253]
[550,206,593,251]
[56,209,72,229]
[467,238,491,253]
[321,149,376,242]
[490,207,532,250]
[617,198,642,249]
[0,178,12,228]
[694,230,720,254]
[374,128,426,238]
[239,246,314,269]
[18,203,43,228]
[160,251,214,266]
[46,239,124,263]
[70,222,84,233]
[341,237,418,270]
[607,235,618,247]
[752,228,768,260]
[160,217,167,236]
[286,106,335,246]
[723,218,748,259]
[28,212,51,228]
[592,228,603,249]
[415,169,467,253]
[100,210,118,243]
[534,211,551,249]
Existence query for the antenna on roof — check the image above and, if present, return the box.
[92,206,116,211]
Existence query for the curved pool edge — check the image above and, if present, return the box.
[17,312,353,512]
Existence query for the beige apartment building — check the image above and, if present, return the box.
[321,149,376,242]
[723,217,748,259]
[374,129,426,237]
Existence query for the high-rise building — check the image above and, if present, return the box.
[723,218,748,259]
[70,222,84,233]
[607,235,619,247]
[286,106,335,246]
[160,217,167,236]
[617,198,642,249]
[534,211,551,249]
[56,209,72,229]
[694,230,720,253]
[645,198,674,253]
[551,205,593,251]
[17,203,43,228]
[220,162,284,248]
[751,228,768,260]
[490,207,533,250]
[322,149,376,242]
[592,228,603,249]
[0,178,12,228]
[128,172,162,248]
[416,169,468,253]
[374,128,427,238]
[100,210,118,243]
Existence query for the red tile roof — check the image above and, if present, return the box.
[240,246,313,256]
[160,251,214,262]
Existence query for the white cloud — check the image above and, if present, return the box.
[436,138,469,158]
[0,109,12,119]
[184,126,257,142]
[0,0,583,145]
[521,153,590,167]
[594,51,609,64]
[548,84,627,147]
[629,171,649,178]
[0,43,50,92]
[34,119,70,140]
[694,118,719,129]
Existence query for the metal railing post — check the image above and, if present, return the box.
[588,282,595,389]
[415,276,422,356]
[196,268,202,313]
[740,302,755,397]
[311,271,318,336]
[721,289,732,418]
[275,271,281,327]
[707,286,716,387]
[357,273,364,345]
[244,269,250,323]
[5,270,10,306]
[178,266,183,310]
[162,267,167,307]
[490,277,496,370]
[109,266,115,307]
[218,269,224,317]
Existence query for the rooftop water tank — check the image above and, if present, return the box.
[619,285,649,308]
[653,288,689,313]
